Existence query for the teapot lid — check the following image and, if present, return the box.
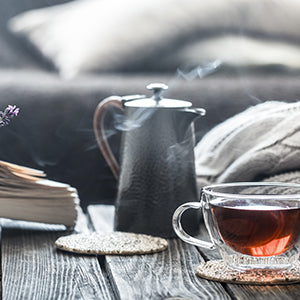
[123,83,193,108]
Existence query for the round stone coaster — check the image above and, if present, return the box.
[55,231,168,255]
[196,260,300,285]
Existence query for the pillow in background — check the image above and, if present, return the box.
[8,0,300,78]
[8,0,202,78]
[171,35,300,72]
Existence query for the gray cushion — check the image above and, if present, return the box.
[0,0,70,68]
[7,0,300,77]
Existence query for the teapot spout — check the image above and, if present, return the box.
[185,108,206,117]
[175,107,206,142]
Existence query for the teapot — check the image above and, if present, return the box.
[93,83,205,237]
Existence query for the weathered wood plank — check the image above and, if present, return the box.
[229,284,300,300]
[89,205,231,300]
[1,208,114,300]
[197,221,300,300]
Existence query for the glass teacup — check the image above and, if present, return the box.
[173,182,300,272]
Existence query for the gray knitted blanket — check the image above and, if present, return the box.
[195,101,300,189]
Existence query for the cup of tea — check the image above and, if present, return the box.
[173,182,300,272]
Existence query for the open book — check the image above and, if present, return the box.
[0,160,79,227]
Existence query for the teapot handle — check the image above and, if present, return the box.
[93,96,123,180]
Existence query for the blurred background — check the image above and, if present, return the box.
[0,0,300,208]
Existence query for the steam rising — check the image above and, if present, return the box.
[89,60,222,157]
[176,59,222,81]
[110,59,222,135]
[114,107,155,132]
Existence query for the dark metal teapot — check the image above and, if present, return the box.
[93,83,205,237]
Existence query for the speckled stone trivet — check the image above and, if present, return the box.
[55,232,168,255]
[196,260,300,285]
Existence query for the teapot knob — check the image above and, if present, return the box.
[147,83,168,101]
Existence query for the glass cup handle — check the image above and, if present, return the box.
[172,202,215,250]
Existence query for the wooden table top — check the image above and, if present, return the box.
[2,204,300,299]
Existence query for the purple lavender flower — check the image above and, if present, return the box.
[0,105,20,127]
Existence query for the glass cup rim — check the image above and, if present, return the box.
[202,181,300,200]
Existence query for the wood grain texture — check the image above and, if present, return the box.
[89,205,231,300]
[197,219,300,300]
[1,209,113,300]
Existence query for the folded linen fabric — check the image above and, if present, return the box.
[195,101,300,189]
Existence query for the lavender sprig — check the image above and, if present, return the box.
[0,105,20,127]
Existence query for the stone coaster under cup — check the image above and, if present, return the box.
[55,232,168,255]
[196,260,300,285]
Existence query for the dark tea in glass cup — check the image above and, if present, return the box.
[173,182,300,272]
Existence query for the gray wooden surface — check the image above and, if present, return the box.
[1,205,300,299]
[1,208,113,300]
[89,206,230,300]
